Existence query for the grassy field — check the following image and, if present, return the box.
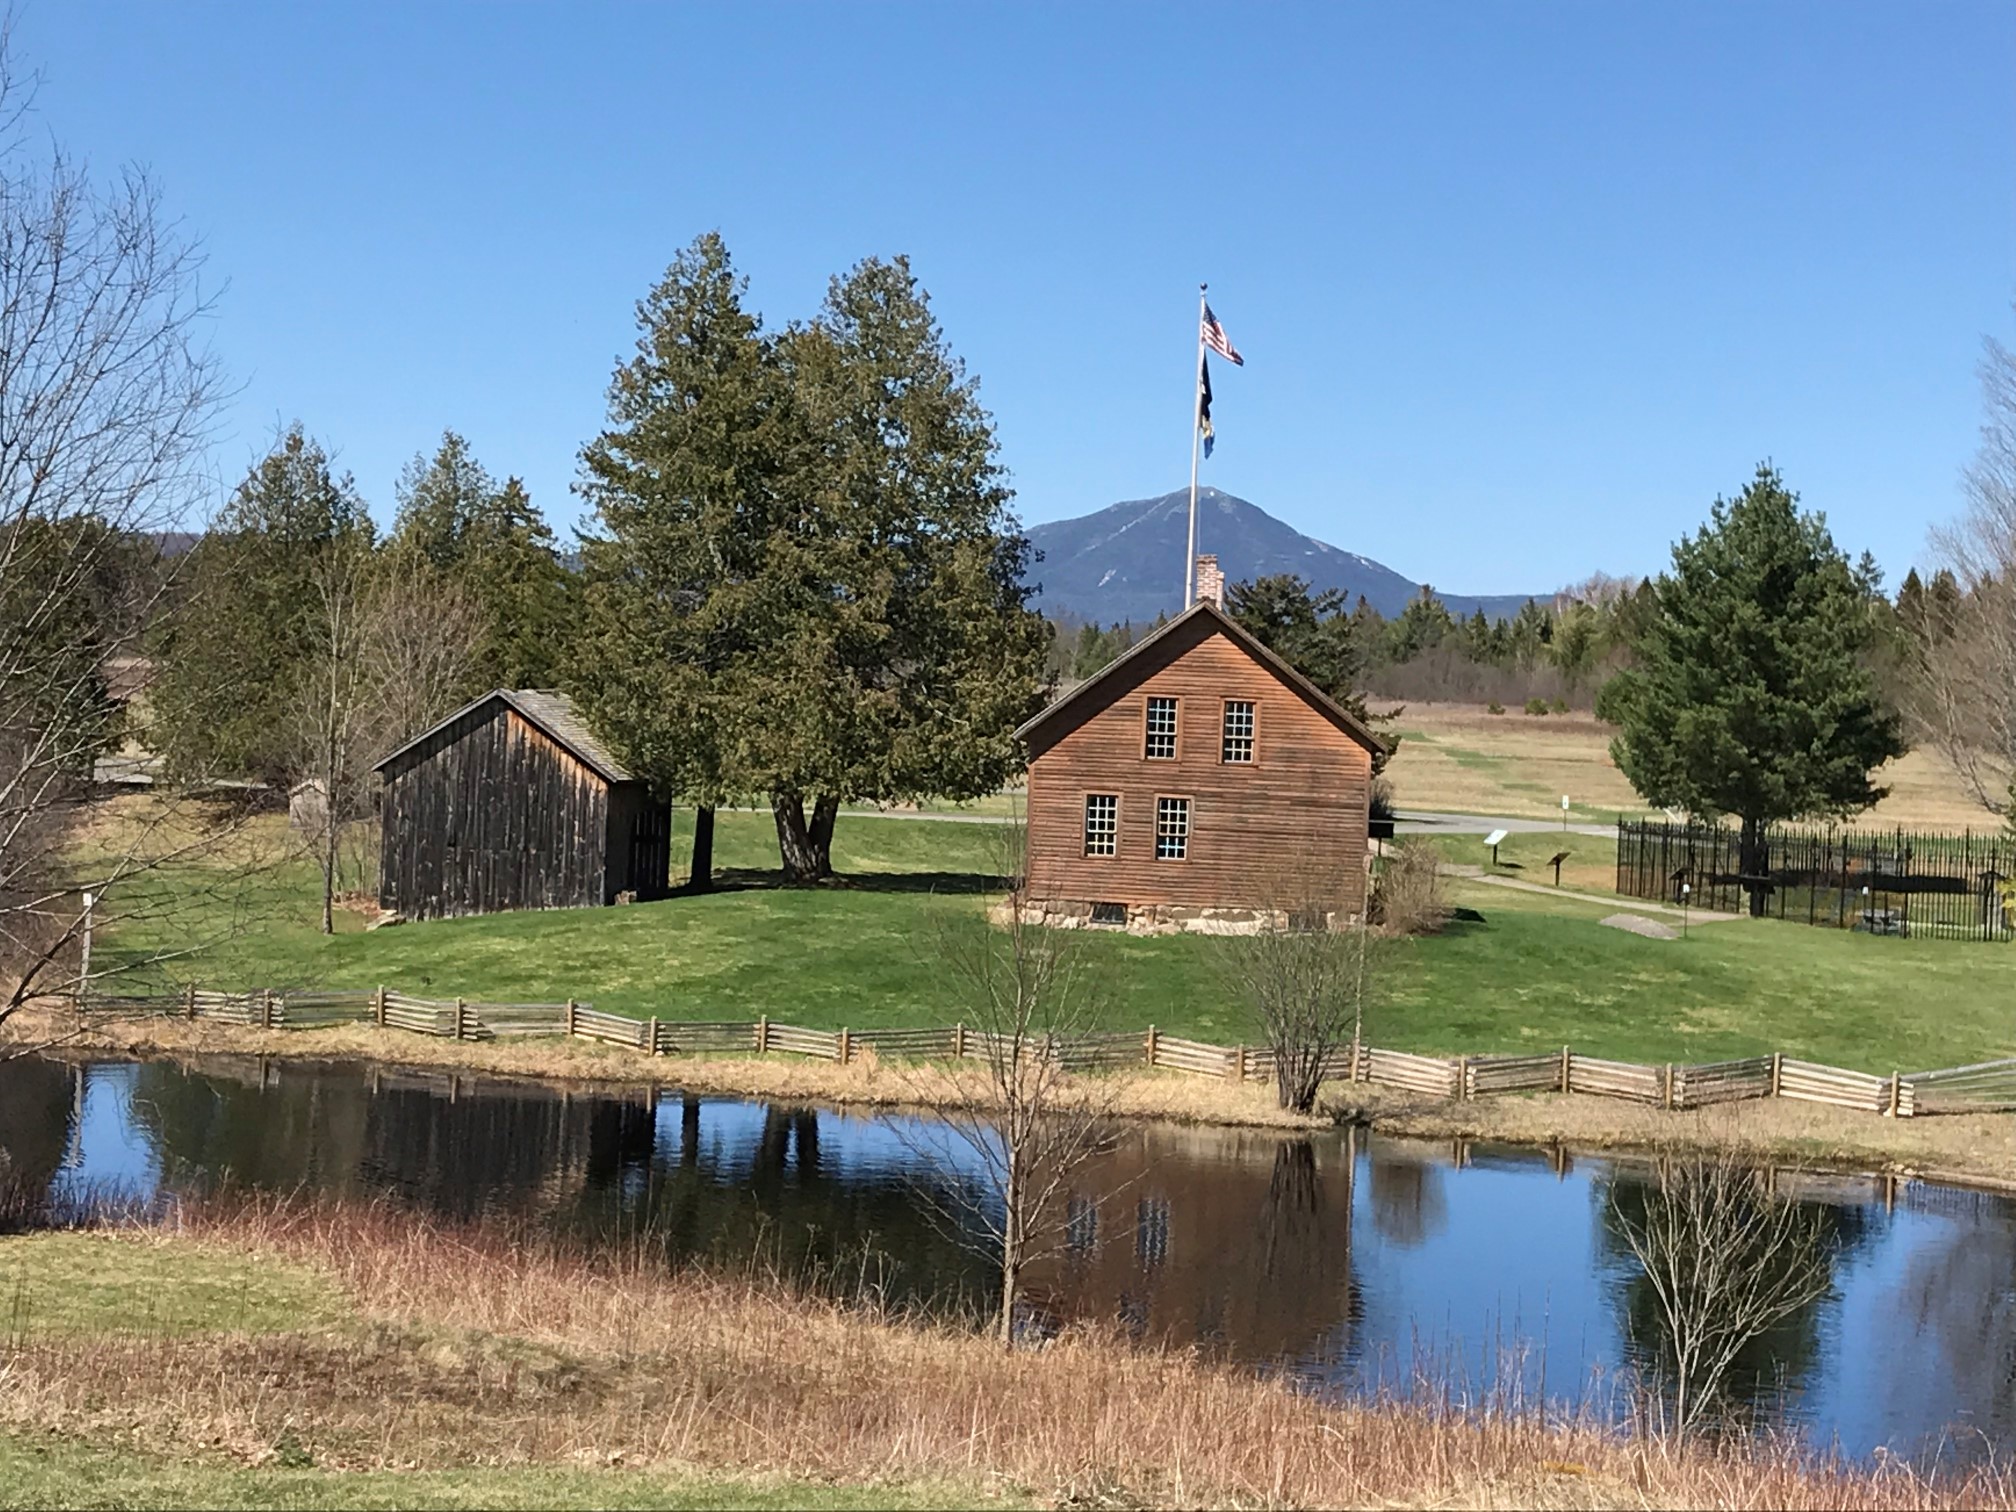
[1379,700,2002,829]
[85,803,2016,1074]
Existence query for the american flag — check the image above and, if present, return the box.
[1201,304,1243,366]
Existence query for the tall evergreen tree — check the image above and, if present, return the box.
[574,234,786,891]
[153,426,375,785]
[750,254,1050,877]
[1227,572,1388,770]
[1598,464,1907,914]
[388,432,573,691]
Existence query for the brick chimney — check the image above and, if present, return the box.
[1193,553,1225,609]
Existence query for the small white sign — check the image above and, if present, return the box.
[1561,795,1571,811]
[1483,828,1510,849]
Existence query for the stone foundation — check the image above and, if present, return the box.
[997,896,1360,937]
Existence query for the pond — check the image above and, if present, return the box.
[1,1054,2011,1465]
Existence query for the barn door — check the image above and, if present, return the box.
[631,804,671,899]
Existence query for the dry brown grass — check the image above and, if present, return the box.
[1336,1084,2016,1192]
[3,1201,2007,1510]
[1381,701,2001,828]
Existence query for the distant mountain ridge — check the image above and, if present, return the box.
[1023,488,1539,624]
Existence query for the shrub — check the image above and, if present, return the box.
[1486,700,1505,715]
[1551,696,1571,714]
[1525,697,1550,716]
[1371,844,1449,936]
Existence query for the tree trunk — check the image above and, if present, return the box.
[771,792,836,882]
[998,1146,1023,1346]
[688,805,716,893]
[1740,814,1767,918]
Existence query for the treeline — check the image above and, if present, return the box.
[1048,572,1657,712]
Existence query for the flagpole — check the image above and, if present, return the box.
[1185,282,1206,609]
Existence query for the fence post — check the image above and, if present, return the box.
[1887,1071,1902,1118]
[261,988,275,1030]
[373,985,386,1028]
[838,1027,851,1066]
[649,1016,660,1057]
[757,1013,770,1054]
[1232,1045,1247,1083]
[1663,1063,1675,1110]
[184,982,198,1021]
[1145,1023,1159,1069]
[565,998,577,1038]
[453,996,467,1041]
[1559,1045,1570,1094]
[1457,1055,1470,1101]
[1352,1038,1366,1083]
[1769,1052,1783,1099]
[953,1022,966,1059]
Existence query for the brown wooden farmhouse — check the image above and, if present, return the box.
[374,689,671,921]
[1016,588,1386,932]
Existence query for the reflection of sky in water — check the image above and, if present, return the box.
[53,1063,160,1196]
[4,1055,2011,1466]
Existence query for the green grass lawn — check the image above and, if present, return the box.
[91,807,2016,1073]
[0,1434,992,1511]
[1408,827,1621,894]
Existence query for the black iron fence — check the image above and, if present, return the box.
[1616,818,2016,942]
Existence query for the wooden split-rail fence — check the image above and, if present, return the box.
[71,984,2016,1120]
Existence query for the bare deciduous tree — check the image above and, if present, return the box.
[900,813,1123,1345]
[1609,1148,1834,1434]
[1217,863,1381,1113]
[292,548,481,933]
[0,31,237,1032]
[1905,330,2016,819]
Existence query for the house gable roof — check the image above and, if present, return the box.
[1016,600,1388,757]
[371,688,636,784]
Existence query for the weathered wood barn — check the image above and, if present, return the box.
[374,689,670,921]
[1017,568,1386,931]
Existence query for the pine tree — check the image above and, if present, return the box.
[748,254,1050,877]
[1599,464,1907,914]
[153,426,375,785]
[1226,572,1387,769]
[388,432,573,691]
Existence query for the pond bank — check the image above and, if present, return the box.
[2,1203,2008,1510]
[9,1003,2013,1187]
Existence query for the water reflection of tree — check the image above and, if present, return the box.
[1368,1151,1447,1249]
[1600,1154,1863,1433]
[1889,1217,2016,1456]
[0,1056,74,1211]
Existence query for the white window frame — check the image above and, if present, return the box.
[1221,699,1256,764]
[1155,795,1191,861]
[1144,696,1178,760]
[1082,793,1119,857]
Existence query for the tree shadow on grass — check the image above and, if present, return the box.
[671,868,1007,899]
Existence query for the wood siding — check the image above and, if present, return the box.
[1024,616,1373,913]
[379,702,668,920]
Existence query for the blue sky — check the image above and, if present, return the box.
[20,2,2012,595]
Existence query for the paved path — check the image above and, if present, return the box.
[1445,865,1741,922]
[1394,809,1616,838]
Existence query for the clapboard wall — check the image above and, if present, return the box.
[378,699,666,920]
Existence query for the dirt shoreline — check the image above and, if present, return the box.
[10,1005,2014,1191]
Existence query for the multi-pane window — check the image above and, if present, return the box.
[1155,796,1190,860]
[1144,696,1178,759]
[1221,700,1255,763]
[1083,794,1118,857]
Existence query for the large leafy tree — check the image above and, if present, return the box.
[153,426,376,786]
[1598,464,1906,914]
[387,432,573,692]
[576,239,1049,884]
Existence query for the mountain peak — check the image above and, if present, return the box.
[1024,488,1535,623]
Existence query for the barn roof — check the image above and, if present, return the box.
[372,688,637,784]
[1015,600,1388,756]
